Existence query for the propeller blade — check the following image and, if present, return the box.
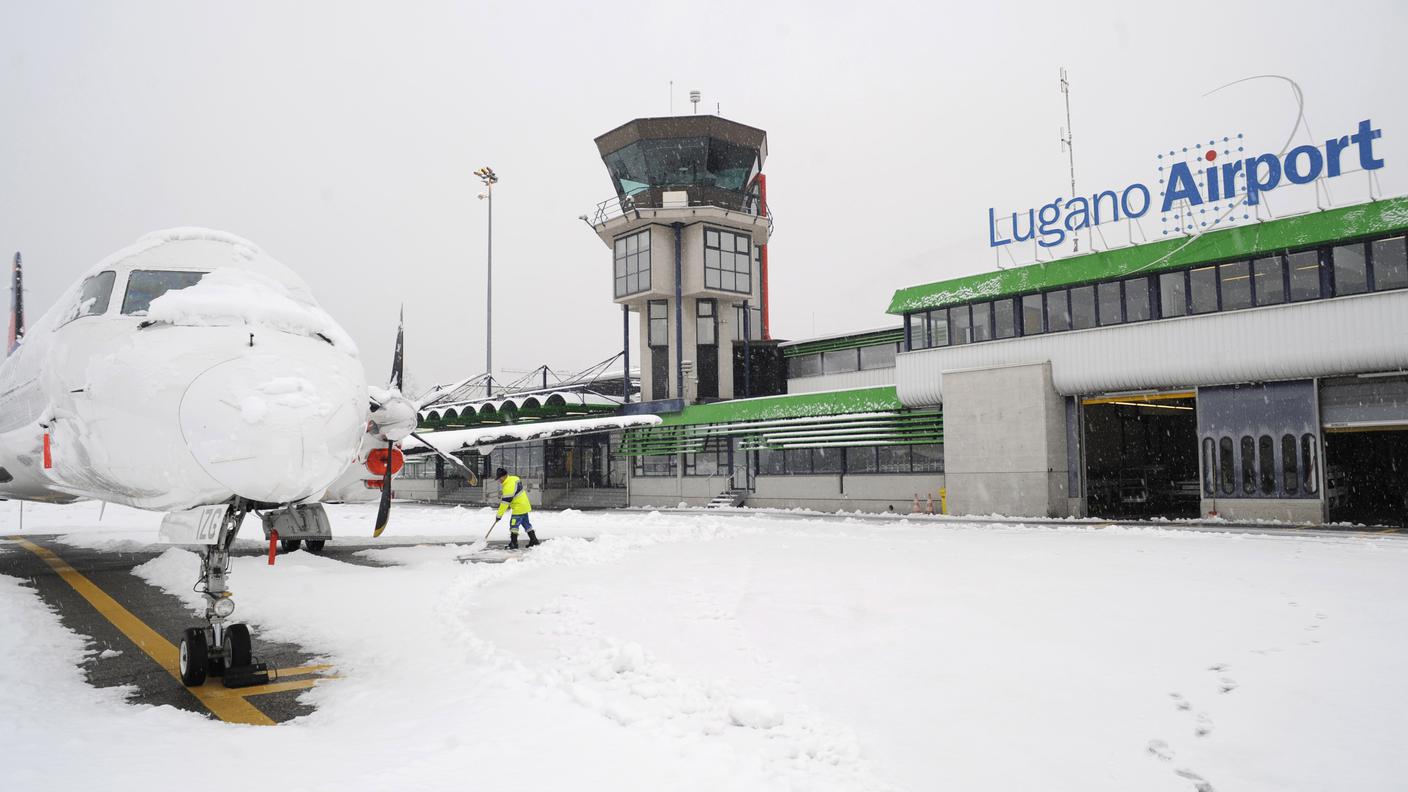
[408,430,480,485]
[372,440,395,537]
[374,308,405,538]
[389,305,404,392]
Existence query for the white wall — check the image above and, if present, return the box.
[896,290,1408,406]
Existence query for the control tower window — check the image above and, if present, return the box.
[704,228,753,294]
[604,137,760,196]
[614,230,651,297]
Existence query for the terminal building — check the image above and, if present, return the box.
[404,112,1408,526]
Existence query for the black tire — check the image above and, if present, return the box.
[225,623,252,668]
[304,539,326,553]
[280,539,302,553]
[179,628,208,687]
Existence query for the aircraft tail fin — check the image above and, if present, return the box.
[7,252,23,357]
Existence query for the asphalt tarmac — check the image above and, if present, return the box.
[1,510,1398,727]
[0,534,518,725]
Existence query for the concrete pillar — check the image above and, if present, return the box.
[942,361,1070,518]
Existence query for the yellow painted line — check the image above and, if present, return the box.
[272,663,334,679]
[1375,528,1402,534]
[207,677,324,698]
[9,537,275,726]
[1083,390,1196,406]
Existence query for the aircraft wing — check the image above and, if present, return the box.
[403,413,662,456]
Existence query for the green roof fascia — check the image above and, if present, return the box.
[655,386,904,427]
[781,329,904,357]
[886,196,1408,314]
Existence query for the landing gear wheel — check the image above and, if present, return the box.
[225,623,252,668]
[304,539,326,553]
[179,627,208,687]
[280,539,302,553]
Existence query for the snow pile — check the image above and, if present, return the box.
[145,267,358,352]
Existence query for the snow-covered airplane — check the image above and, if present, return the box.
[0,229,427,687]
[1,227,660,689]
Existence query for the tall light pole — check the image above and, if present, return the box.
[475,166,498,397]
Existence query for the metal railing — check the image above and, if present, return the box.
[588,188,774,235]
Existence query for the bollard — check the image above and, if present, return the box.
[267,529,279,565]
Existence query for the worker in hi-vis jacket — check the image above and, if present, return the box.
[494,467,540,549]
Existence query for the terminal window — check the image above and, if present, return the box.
[1372,237,1408,289]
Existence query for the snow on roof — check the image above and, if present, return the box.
[405,414,662,453]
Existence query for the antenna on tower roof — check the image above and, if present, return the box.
[689,90,701,114]
[1059,67,1079,253]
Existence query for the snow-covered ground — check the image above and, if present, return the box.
[3,500,1408,791]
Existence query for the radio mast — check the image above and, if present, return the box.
[1059,68,1079,252]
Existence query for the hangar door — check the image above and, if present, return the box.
[1321,375,1408,526]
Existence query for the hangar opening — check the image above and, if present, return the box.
[1082,392,1199,519]
[1322,375,1408,526]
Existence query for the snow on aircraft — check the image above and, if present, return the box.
[0,229,427,685]
[0,228,657,689]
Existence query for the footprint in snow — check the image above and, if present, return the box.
[1175,767,1216,792]
[1207,663,1227,672]
[1170,693,1191,711]
[1218,677,1238,694]
[1194,713,1214,737]
[1146,739,1174,761]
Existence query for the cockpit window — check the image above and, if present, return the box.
[121,270,206,315]
[64,271,116,323]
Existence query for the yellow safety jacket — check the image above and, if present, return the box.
[497,475,532,517]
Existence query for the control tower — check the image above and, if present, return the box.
[583,115,773,405]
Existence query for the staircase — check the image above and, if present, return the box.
[706,488,749,509]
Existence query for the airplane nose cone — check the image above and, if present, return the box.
[180,352,365,504]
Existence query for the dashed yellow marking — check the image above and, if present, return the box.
[7,537,334,725]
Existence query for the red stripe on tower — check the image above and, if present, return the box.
[758,176,770,340]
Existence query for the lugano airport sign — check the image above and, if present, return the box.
[988,118,1386,250]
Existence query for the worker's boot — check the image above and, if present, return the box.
[508,533,519,550]
[526,531,541,548]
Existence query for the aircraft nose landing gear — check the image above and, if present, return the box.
[178,500,269,688]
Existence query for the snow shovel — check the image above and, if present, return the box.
[465,516,501,555]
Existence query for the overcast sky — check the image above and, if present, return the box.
[4,0,1406,392]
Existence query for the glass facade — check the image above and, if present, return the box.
[603,137,760,196]
[789,343,900,379]
[904,233,1408,352]
[759,444,944,475]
